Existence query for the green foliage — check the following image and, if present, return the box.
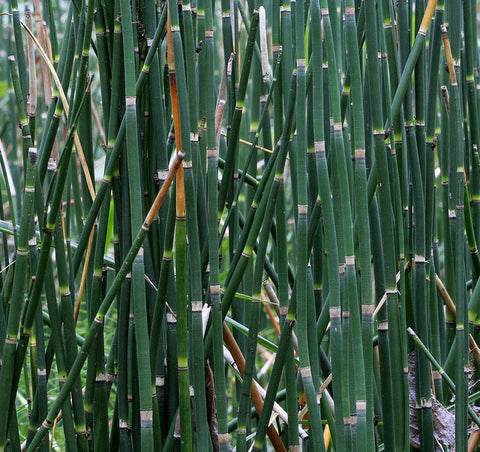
[0,0,479,451]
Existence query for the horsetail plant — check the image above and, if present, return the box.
[1,0,480,450]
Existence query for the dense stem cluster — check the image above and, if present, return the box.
[0,0,479,450]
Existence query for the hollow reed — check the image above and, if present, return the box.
[0,0,478,450]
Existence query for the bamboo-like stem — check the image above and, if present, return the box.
[344,1,371,448]
[292,0,325,449]
[204,0,228,448]
[442,7,468,447]
[397,0,433,446]
[365,0,401,447]
[120,0,153,447]
[167,2,193,449]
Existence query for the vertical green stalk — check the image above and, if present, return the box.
[310,3,344,450]
[443,7,468,447]
[204,0,229,449]
[294,0,324,449]
[425,2,444,419]
[398,0,434,448]
[167,0,195,448]
[365,0,400,448]
[119,0,153,448]
[344,2,372,449]
[181,1,212,448]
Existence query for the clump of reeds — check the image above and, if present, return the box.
[0,0,479,450]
